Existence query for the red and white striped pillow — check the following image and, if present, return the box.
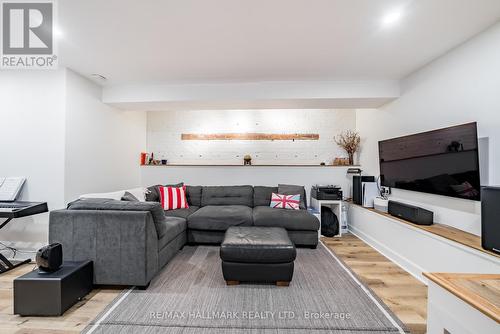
[159,185,189,210]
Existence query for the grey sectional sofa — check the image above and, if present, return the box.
[49,200,186,287]
[49,185,319,287]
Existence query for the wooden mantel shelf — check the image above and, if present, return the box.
[181,133,319,141]
[424,272,500,323]
[141,164,360,167]
[351,203,499,259]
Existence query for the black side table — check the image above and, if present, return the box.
[14,261,93,316]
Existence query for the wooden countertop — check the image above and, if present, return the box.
[424,272,500,323]
[350,204,499,259]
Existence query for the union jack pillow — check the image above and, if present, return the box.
[270,193,300,210]
[159,185,189,210]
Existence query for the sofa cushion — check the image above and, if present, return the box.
[253,206,319,231]
[158,217,187,250]
[146,183,183,202]
[164,206,199,219]
[186,186,202,206]
[201,186,253,207]
[67,198,169,238]
[278,184,307,209]
[188,205,253,231]
[253,186,278,206]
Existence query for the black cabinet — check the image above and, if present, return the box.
[14,261,93,316]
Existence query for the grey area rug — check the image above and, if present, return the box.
[84,242,408,333]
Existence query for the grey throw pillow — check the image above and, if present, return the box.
[121,191,139,202]
[278,184,307,209]
[185,185,202,207]
[254,186,278,206]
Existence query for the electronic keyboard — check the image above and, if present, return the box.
[0,201,48,274]
[0,201,48,218]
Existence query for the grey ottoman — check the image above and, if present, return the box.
[220,226,296,286]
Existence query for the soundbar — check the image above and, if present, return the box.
[388,200,434,226]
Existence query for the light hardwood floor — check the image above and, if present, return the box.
[1,234,427,333]
[323,234,428,334]
[0,264,121,334]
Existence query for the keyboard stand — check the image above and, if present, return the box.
[0,217,12,229]
[0,202,48,274]
[0,250,31,273]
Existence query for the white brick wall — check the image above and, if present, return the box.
[147,109,356,165]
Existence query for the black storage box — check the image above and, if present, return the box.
[14,261,93,316]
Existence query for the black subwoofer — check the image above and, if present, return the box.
[481,187,500,254]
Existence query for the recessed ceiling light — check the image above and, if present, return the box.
[54,26,64,39]
[381,9,403,27]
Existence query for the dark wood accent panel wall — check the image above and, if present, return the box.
[379,123,478,162]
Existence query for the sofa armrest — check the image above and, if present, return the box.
[49,209,159,286]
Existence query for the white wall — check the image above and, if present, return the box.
[103,80,399,111]
[0,70,66,250]
[356,22,500,236]
[64,70,146,202]
[0,69,146,253]
[147,109,356,165]
[141,165,353,202]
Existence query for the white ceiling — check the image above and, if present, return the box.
[59,0,500,86]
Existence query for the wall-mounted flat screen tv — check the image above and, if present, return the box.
[379,122,481,201]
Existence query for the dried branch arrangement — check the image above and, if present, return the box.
[334,130,361,165]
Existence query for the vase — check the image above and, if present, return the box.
[348,152,354,165]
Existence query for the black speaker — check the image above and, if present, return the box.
[388,200,434,226]
[36,243,63,273]
[481,187,500,254]
[353,176,375,205]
